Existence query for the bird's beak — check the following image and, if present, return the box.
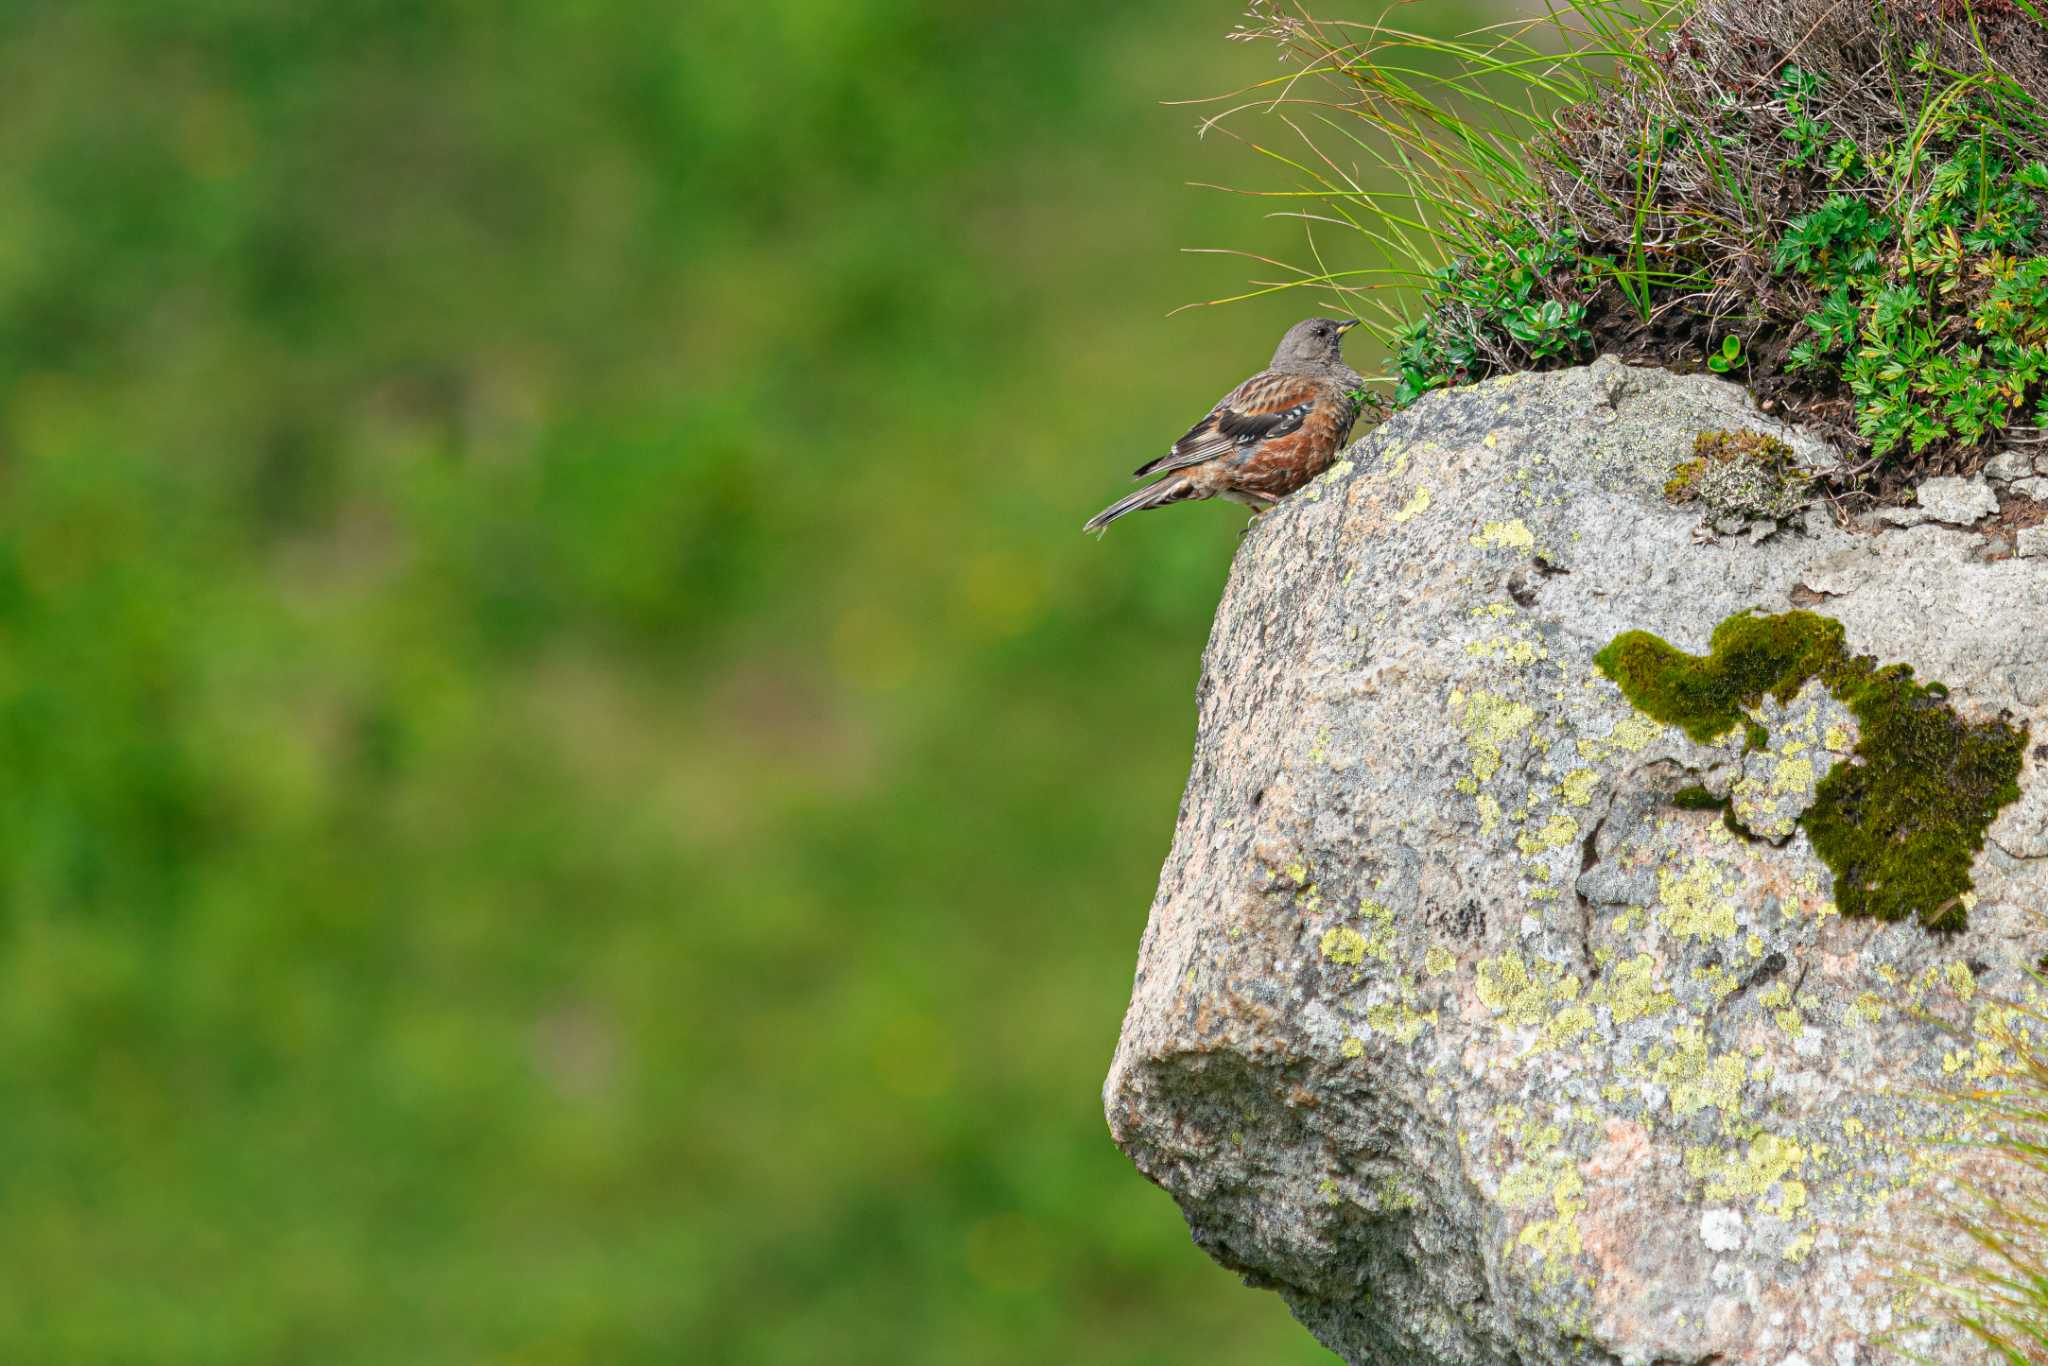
[1336,319,1361,334]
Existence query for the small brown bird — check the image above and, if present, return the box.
[1085,317,1367,534]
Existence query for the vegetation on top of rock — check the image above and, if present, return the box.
[1664,429,1814,521]
[1596,611,2028,930]
[1205,0,2048,497]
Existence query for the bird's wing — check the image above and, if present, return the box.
[1132,372,1327,479]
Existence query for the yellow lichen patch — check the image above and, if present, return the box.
[1357,900,1398,964]
[1497,1162,1555,1209]
[1339,1035,1365,1059]
[1610,909,1637,935]
[1946,959,1976,1004]
[1693,963,1742,1003]
[1756,981,1804,1039]
[1423,945,1457,978]
[1394,485,1432,524]
[1773,756,1815,795]
[1321,901,1398,970]
[1782,1230,1815,1263]
[1457,691,1537,785]
[1321,459,1355,484]
[1476,952,1582,1029]
[1553,714,1636,768]
[1559,768,1598,807]
[1514,1169,1587,1288]
[1320,926,1368,966]
[1589,954,1676,1026]
[1686,1131,1805,1203]
[1366,1000,1437,1045]
[1470,518,1536,551]
[1944,1002,2034,1079]
[1517,812,1580,857]
[1903,964,1945,1012]
[1467,636,1543,666]
[1475,794,1501,837]
[1657,858,1740,943]
[1652,1025,1747,1118]
[1308,728,1333,764]
[1538,1003,1596,1051]
[1745,933,1765,959]
[1609,715,1663,754]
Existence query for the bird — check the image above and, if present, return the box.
[1084,317,1368,535]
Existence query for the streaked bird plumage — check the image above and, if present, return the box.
[1085,318,1368,534]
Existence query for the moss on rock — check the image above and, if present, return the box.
[1592,612,1842,744]
[1596,611,2028,931]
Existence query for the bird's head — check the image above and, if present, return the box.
[1271,317,1361,371]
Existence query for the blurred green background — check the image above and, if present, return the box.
[0,1,1478,1361]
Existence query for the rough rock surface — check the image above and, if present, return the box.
[1104,358,2048,1365]
[1878,474,1998,527]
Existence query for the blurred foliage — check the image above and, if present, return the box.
[0,1,1479,1361]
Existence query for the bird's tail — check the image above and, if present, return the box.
[1083,477,1200,535]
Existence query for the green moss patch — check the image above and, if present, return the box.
[1593,612,1843,744]
[1596,612,2027,931]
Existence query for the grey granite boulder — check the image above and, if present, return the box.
[1104,358,2048,1364]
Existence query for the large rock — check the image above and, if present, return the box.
[1104,358,2048,1364]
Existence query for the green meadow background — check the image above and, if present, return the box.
[0,1,1476,1360]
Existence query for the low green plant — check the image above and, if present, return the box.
[1706,334,1744,373]
[1771,62,2048,458]
[1390,225,1593,404]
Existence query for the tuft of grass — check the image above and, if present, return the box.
[1895,978,2048,1357]
[1196,0,1682,395]
[1200,0,2048,494]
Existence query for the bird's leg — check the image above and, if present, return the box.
[1229,490,1282,536]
